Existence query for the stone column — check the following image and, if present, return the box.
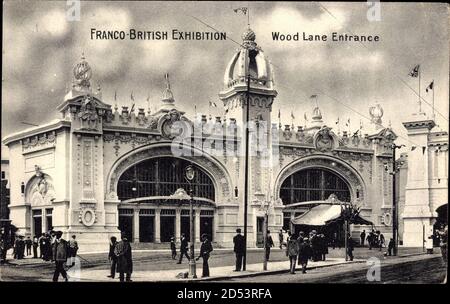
[155,208,161,243]
[195,208,201,243]
[175,209,181,241]
[42,208,48,233]
[133,209,140,243]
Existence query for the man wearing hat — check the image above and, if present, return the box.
[52,231,69,282]
[196,234,213,277]
[114,233,133,282]
[233,228,245,271]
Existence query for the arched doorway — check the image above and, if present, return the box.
[116,157,216,243]
[433,204,448,246]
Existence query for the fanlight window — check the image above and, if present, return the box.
[117,157,215,201]
[280,168,350,205]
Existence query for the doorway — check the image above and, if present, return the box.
[32,210,42,237]
[180,216,191,241]
[256,217,264,247]
[139,216,154,242]
[200,217,213,241]
[118,215,133,242]
[160,216,175,242]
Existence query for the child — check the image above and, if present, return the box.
[170,237,177,260]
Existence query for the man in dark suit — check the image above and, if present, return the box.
[233,228,245,271]
[52,231,69,282]
[196,234,213,278]
[177,233,190,264]
[107,236,118,278]
[265,230,274,261]
[114,233,133,282]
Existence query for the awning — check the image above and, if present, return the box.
[291,204,342,226]
[291,204,373,226]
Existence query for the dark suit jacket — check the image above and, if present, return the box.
[199,240,213,258]
[233,234,245,254]
[180,238,188,253]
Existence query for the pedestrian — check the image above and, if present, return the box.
[44,233,53,261]
[439,226,447,284]
[387,238,395,256]
[15,235,25,259]
[25,236,32,256]
[310,231,320,261]
[287,234,299,274]
[107,236,117,279]
[170,236,177,260]
[233,228,245,271]
[196,234,213,278]
[347,234,354,261]
[367,230,373,250]
[52,231,69,282]
[278,229,284,249]
[32,235,39,258]
[298,238,312,273]
[265,230,274,261]
[297,231,305,265]
[177,233,190,264]
[38,233,45,259]
[378,232,385,251]
[68,235,78,267]
[114,233,133,282]
[319,234,328,261]
[360,230,366,247]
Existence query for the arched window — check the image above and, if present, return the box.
[280,168,350,205]
[117,157,215,201]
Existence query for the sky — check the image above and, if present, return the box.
[2,1,449,158]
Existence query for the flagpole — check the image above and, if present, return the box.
[418,68,421,113]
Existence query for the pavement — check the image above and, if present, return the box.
[0,246,435,282]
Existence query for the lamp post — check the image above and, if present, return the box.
[171,164,197,278]
[185,165,197,278]
[255,192,272,271]
[384,143,405,256]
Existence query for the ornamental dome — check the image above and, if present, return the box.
[221,28,274,91]
[73,53,92,88]
[369,103,383,126]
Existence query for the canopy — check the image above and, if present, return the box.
[291,204,373,226]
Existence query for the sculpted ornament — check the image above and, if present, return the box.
[314,126,335,152]
[78,96,99,130]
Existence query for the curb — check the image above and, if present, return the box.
[181,260,366,282]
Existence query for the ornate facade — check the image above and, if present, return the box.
[3,29,400,251]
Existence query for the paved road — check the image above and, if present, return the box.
[0,247,437,282]
[223,254,447,284]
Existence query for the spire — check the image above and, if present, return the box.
[161,73,174,104]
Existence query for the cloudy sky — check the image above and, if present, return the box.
[2,1,449,157]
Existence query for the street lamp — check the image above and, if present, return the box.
[185,165,197,278]
[169,164,197,279]
[255,192,272,271]
[339,199,361,261]
[384,143,405,256]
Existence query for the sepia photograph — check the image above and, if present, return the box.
[0,0,448,290]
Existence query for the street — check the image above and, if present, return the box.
[0,246,445,283]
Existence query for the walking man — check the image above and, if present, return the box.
[347,234,354,261]
[265,230,274,261]
[114,233,133,282]
[360,230,366,247]
[387,238,395,256]
[278,229,284,249]
[298,238,312,273]
[32,235,39,258]
[170,237,177,260]
[287,234,299,274]
[196,234,213,278]
[233,228,245,271]
[52,231,68,282]
[177,233,190,264]
[107,236,117,279]
[25,236,32,256]
[68,235,78,267]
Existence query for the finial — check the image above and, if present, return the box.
[165,73,171,90]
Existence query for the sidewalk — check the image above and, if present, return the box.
[72,258,363,282]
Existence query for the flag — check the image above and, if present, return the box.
[408,64,420,77]
[353,129,359,137]
[426,80,434,93]
[146,95,150,102]
[291,111,295,119]
[224,108,228,114]
[360,120,363,130]
[422,146,426,154]
[310,94,317,99]
[209,101,217,108]
[411,146,416,151]
[345,118,350,126]
[233,7,248,14]
[304,113,308,121]
[130,103,135,112]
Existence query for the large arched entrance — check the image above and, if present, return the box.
[116,156,216,243]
